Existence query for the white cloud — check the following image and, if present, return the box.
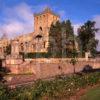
[15,3,33,21]
[0,3,34,39]
[93,15,100,50]
[58,10,67,20]
[0,21,24,38]
[73,24,81,35]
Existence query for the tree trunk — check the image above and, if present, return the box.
[73,65,76,74]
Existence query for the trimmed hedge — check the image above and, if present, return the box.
[19,52,51,58]
[19,52,79,58]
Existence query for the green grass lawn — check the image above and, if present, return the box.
[80,86,100,100]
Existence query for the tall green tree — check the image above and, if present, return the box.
[48,21,62,57]
[61,20,75,57]
[78,20,99,57]
[48,20,75,57]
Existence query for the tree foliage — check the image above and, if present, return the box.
[77,20,99,57]
[48,20,75,57]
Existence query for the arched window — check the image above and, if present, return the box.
[44,42,46,48]
[32,44,35,49]
[25,42,28,46]
[39,26,42,31]
[43,15,45,18]
[20,43,24,51]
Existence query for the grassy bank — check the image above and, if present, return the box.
[80,86,100,100]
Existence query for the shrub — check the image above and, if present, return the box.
[24,52,51,58]
[1,72,100,99]
[0,83,8,100]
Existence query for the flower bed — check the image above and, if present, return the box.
[0,72,100,100]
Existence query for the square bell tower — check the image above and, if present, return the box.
[34,7,60,52]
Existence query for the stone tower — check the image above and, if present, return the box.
[34,7,60,52]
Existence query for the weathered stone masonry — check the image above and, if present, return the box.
[3,58,100,79]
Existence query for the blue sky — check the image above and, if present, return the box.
[0,0,100,49]
[0,0,100,23]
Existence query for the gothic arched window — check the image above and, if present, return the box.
[44,42,46,48]
[20,43,24,51]
[40,26,42,31]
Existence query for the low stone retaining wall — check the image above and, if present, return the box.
[3,58,100,80]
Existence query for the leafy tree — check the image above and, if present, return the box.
[78,20,99,57]
[70,49,78,74]
[48,20,74,58]
[48,21,62,57]
[70,33,78,73]
[62,20,75,57]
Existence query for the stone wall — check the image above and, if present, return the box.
[3,58,100,79]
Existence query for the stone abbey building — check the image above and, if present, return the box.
[0,8,60,57]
